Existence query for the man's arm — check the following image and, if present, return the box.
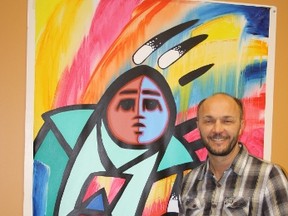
[262,165,288,215]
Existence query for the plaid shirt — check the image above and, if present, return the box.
[179,144,288,215]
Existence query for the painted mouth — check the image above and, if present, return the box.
[133,122,145,135]
[133,123,145,128]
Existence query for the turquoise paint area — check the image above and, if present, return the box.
[158,136,193,171]
[112,153,158,216]
[101,125,147,168]
[50,109,94,148]
[59,126,105,215]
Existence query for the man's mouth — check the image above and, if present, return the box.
[209,135,228,142]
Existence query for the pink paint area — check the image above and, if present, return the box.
[240,90,265,158]
[240,128,264,158]
[54,0,141,108]
[82,175,126,204]
[183,128,200,143]
[195,148,208,162]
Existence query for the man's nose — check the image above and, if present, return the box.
[213,120,224,132]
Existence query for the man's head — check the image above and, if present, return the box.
[196,92,244,156]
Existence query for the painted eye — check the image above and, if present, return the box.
[143,99,162,111]
[117,99,135,111]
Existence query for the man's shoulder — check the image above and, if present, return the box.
[236,145,275,174]
[184,162,206,179]
[247,153,274,168]
[244,153,286,178]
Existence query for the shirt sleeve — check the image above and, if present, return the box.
[262,165,288,215]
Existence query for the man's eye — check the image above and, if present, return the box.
[117,99,135,111]
[203,120,213,124]
[223,120,233,124]
[143,99,162,111]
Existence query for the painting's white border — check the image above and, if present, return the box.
[23,1,276,214]
[263,7,277,161]
[23,0,34,215]
[201,0,275,8]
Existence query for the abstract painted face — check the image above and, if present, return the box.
[106,75,170,146]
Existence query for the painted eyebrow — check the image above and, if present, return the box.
[119,89,138,94]
[142,90,161,96]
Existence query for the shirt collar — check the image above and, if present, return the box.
[231,143,249,176]
[198,143,249,180]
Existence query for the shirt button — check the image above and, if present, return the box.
[212,203,217,208]
[216,183,221,187]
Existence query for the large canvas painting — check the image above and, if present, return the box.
[25,0,276,215]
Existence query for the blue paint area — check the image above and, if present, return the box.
[240,60,267,95]
[33,160,50,216]
[86,194,105,211]
[242,61,267,81]
[182,2,271,37]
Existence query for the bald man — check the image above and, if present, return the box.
[179,92,288,216]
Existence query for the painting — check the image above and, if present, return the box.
[25,0,276,215]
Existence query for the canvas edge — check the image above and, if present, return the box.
[23,0,35,215]
[264,6,277,161]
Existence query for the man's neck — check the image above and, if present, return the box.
[209,144,241,181]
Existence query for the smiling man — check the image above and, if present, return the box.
[178,92,288,216]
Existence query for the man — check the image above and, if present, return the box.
[178,92,288,215]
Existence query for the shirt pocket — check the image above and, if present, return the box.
[183,197,205,216]
[223,196,250,216]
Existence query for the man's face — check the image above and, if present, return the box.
[106,75,170,146]
[197,94,244,156]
